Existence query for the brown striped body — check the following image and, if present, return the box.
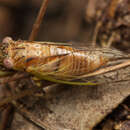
[1,38,125,79]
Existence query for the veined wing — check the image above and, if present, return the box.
[26,54,97,86]
[17,40,73,46]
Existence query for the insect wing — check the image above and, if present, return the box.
[26,54,69,76]
[18,40,72,46]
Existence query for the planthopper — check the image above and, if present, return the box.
[0,37,129,86]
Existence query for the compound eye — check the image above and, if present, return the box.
[3,58,13,69]
[2,37,12,44]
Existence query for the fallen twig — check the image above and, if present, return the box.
[29,0,50,41]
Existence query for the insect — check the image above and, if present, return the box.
[0,1,130,130]
[0,36,127,86]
